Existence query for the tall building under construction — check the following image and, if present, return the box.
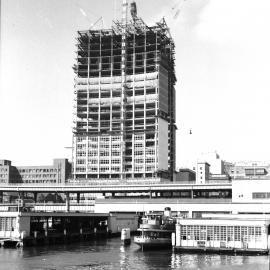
[72,2,176,182]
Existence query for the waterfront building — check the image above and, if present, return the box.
[0,211,138,247]
[72,3,176,182]
[174,214,270,254]
[0,159,71,184]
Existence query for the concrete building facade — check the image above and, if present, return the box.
[0,159,71,184]
[196,162,210,184]
[174,168,196,183]
[72,11,176,182]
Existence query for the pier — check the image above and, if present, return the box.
[0,211,138,247]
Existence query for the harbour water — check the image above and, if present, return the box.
[0,238,269,270]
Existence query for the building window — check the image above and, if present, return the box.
[76,159,85,165]
[111,159,120,164]
[100,160,109,165]
[252,192,270,199]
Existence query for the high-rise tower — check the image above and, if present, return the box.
[72,3,176,182]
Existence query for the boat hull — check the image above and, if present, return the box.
[134,236,172,249]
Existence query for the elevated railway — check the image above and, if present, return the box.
[0,182,231,193]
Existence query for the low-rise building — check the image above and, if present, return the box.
[174,168,196,183]
[0,159,71,184]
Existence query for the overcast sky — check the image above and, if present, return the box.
[1,0,270,167]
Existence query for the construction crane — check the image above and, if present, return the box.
[75,2,104,30]
[171,0,188,20]
[88,16,104,30]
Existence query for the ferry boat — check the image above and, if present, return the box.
[134,207,176,249]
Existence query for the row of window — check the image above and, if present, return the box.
[86,159,121,165]
[76,159,155,165]
[21,174,58,179]
[253,192,270,199]
[19,168,57,173]
[77,151,122,157]
[76,151,156,158]
[79,140,150,147]
[77,136,121,142]
[180,225,262,241]
[77,144,122,150]
[24,180,58,184]
[75,166,155,173]
[0,217,16,231]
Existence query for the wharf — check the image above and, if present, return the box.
[0,211,138,247]
[173,215,270,255]
[173,246,269,255]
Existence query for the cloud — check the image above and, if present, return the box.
[196,0,270,49]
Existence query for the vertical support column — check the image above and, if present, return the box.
[175,223,181,248]
[76,193,80,204]
[85,32,91,180]
[33,193,38,203]
[44,217,48,244]
[65,192,70,212]
[18,192,24,200]
[18,192,24,210]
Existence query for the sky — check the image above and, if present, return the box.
[1,0,270,168]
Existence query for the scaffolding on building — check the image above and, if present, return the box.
[72,1,176,183]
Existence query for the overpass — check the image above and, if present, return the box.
[0,182,232,212]
[0,182,231,193]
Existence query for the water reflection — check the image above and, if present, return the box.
[170,252,269,270]
[0,239,269,270]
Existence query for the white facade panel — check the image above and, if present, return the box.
[158,118,168,171]
[232,179,270,203]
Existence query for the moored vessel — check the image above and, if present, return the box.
[134,207,176,249]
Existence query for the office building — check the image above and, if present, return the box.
[72,3,176,182]
[0,159,71,184]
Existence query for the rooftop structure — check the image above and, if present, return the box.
[72,2,176,182]
[224,161,270,180]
